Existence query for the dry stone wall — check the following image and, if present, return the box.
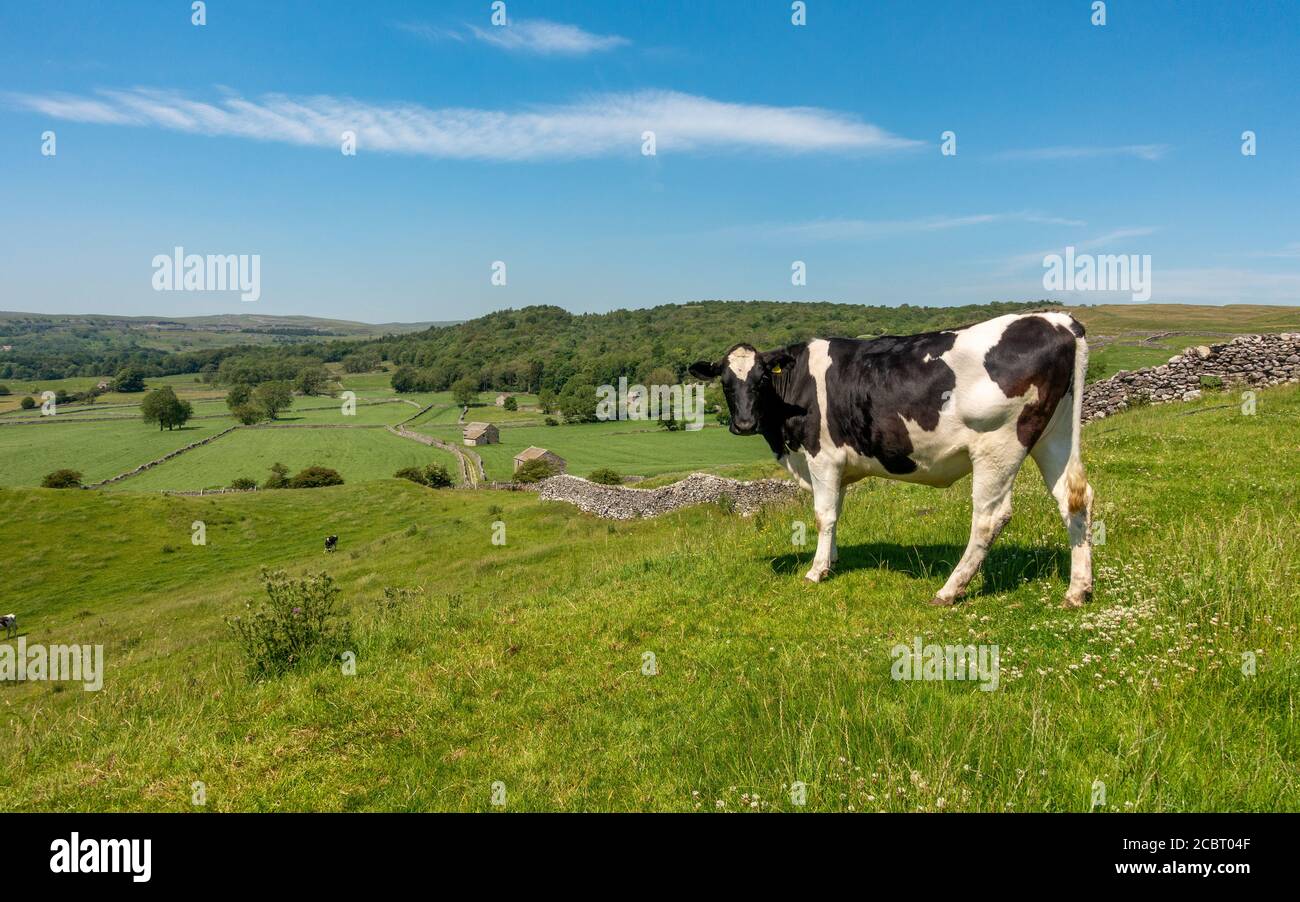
[1082,333,1300,421]
[86,425,240,488]
[535,472,801,520]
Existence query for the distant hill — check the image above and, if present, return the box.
[0,310,451,340]
[0,311,457,380]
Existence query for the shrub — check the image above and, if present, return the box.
[588,467,623,485]
[1199,374,1226,391]
[0,384,9,395]
[229,477,259,490]
[422,463,453,488]
[394,466,425,485]
[263,462,290,489]
[226,569,352,679]
[544,416,559,426]
[394,463,454,488]
[514,458,557,484]
[41,469,83,489]
[231,403,265,425]
[20,396,36,410]
[503,395,518,411]
[287,465,344,488]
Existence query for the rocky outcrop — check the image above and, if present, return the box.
[1083,333,1300,421]
[535,472,801,520]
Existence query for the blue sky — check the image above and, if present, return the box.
[2,0,1298,322]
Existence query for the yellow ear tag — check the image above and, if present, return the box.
[772,365,782,374]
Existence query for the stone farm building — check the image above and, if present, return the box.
[495,393,512,406]
[514,446,566,474]
[462,422,499,446]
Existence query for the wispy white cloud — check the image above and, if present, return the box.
[394,22,465,44]
[1003,226,1159,271]
[468,20,629,55]
[397,18,629,55]
[721,211,1085,242]
[6,87,921,161]
[993,144,1170,162]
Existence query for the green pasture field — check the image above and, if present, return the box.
[105,425,461,492]
[0,382,1296,811]
[0,417,235,487]
[415,419,773,481]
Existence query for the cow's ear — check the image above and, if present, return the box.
[688,360,721,380]
[762,348,796,375]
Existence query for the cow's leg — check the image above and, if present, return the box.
[829,484,846,564]
[1030,417,1094,608]
[804,457,843,583]
[929,453,1023,606]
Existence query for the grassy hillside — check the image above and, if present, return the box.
[1069,303,1300,335]
[2,382,1296,811]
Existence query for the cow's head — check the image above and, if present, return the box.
[689,343,795,436]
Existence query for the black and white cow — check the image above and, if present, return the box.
[324,535,338,553]
[690,312,1094,608]
[1,613,16,639]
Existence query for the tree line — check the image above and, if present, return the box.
[8,300,1053,406]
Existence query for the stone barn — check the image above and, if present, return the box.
[513,446,566,474]
[462,422,499,446]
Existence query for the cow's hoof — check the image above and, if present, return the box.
[927,594,956,607]
[1061,590,1090,609]
[804,567,831,583]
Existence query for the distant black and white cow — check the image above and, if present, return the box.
[324,535,338,553]
[690,312,1094,607]
[1,614,16,639]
